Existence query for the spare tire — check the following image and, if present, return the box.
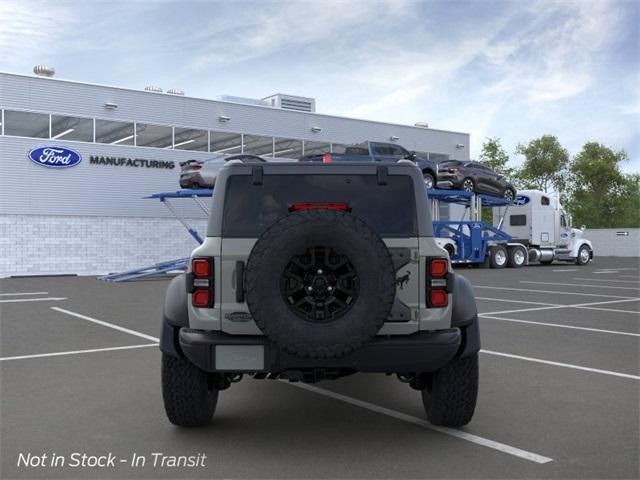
[244,208,396,359]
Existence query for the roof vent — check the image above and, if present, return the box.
[144,85,163,93]
[414,122,429,128]
[167,89,185,96]
[33,65,55,77]
[262,94,316,113]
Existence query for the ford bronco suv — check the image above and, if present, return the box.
[160,161,480,427]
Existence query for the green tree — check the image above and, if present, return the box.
[617,174,640,228]
[565,142,638,228]
[515,135,569,193]
[479,137,513,176]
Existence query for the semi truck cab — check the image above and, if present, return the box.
[493,190,593,265]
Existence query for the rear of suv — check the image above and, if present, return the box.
[160,161,480,427]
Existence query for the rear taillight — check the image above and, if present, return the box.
[427,257,451,308]
[448,167,460,173]
[188,257,214,308]
[289,202,351,212]
[192,289,211,308]
[322,153,332,163]
[191,164,202,171]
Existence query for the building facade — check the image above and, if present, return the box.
[0,72,470,277]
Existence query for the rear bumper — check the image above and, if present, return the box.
[175,328,466,374]
[436,175,463,189]
[179,172,206,188]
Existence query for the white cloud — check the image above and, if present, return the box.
[191,0,409,68]
[0,0,76,71]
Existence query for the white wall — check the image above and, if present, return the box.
[0,214,207,277]
[586,228,640,257]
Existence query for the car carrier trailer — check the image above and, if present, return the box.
[428,188,594,267]
[429,189,528,268]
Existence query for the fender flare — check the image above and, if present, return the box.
[421,167,436,178]
[160,274,189,357]
[451,274,477,327]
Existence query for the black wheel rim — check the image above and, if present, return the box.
[462,179,474,192]
[281,246,359,323]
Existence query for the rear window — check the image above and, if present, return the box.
[344,147,370,156]
[222,174,417,237]
[439,160,462,168]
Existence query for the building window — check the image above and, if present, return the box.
[136,123,173,148]
[274,138,303,159]
[174,127,208,151]
[4,110,49,138]
[51,114,93,142]
[244,134,274,156]
[303,140,330,156]
[210,131,243,154]
[95,119,135,145]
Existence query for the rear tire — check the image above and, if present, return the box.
[162,353,219,427]
[423,171,435,190]
[507,246,526,268]
[489,245,508,269]
[461,178,475,193]
[422,354,479,426]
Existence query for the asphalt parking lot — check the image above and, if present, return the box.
[1,257,639,479]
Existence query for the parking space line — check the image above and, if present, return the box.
[474,285,636,299]
[552,269,578,272]
[0,291,49,296]
[51,307,159,342]
[0,343,158,362]
[480,298,640,316]
[480,315,640,337]
[476,297,559,307]
[573,278,640,284]
[596,268,637,271]
[286,382,553,464]
[0,297,67,304]
[621,275,640,279]
[576,305,640,314]
[520,281,640,291]
[481,350,640,380]
[481,305,564,315]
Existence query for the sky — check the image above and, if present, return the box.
[1,0,638,172]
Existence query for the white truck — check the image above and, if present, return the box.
[493,190,593,266]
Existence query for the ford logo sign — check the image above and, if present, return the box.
[513,195,530,206]
[28,146,82,168]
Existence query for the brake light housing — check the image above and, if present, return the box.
[426,257,452,308]
[289,203,351,212]
[187,257,214,308]
[322,153,332,163]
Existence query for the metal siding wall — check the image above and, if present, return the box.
[1,72,470,219]
[1,72,469,158]
[585,229,640,257]
[0,137,211,218]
